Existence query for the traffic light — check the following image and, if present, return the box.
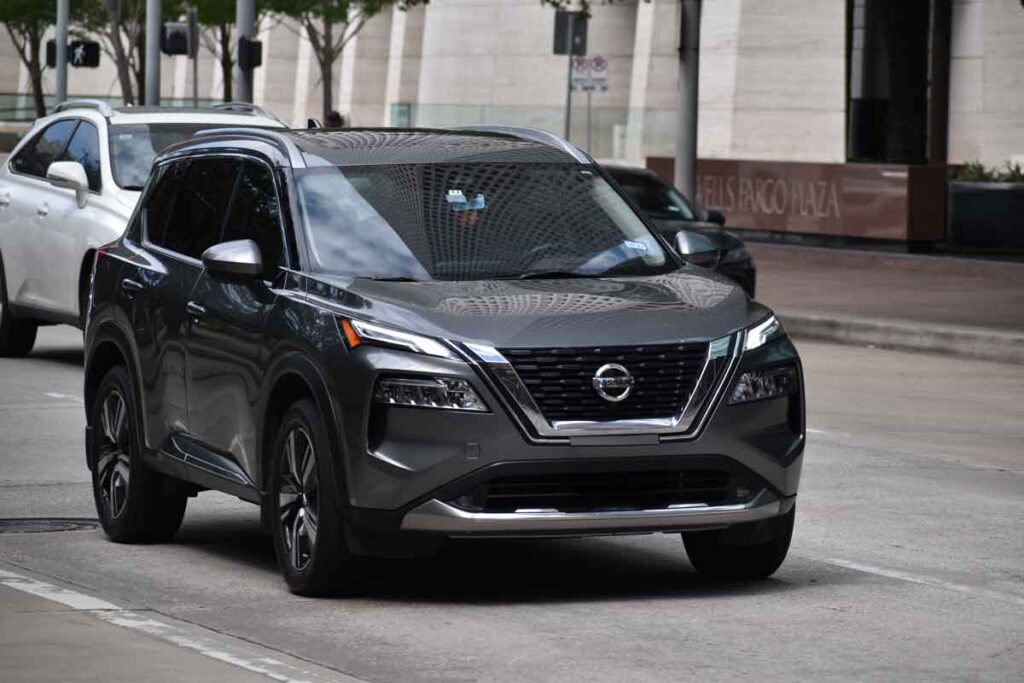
[238,36,263,71]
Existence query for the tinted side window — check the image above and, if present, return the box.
[144,161,189,246]
[62,121,102,192]
[162,158,239,259]
[222,161,284,278]
[10,120,78,178]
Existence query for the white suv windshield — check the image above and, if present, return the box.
[296,163,673,281]
[109,123,273,189]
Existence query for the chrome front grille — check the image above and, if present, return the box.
[499,343,709,422]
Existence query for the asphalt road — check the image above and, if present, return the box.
[1,326,1022,681]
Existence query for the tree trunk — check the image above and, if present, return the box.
[134,28,146,104]
[28,32,46,117]
[219,24,233,102]
[108,29,136,105]
[320,19,333,121]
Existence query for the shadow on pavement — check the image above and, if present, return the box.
[28,347,84,367]
[171,513,816,604]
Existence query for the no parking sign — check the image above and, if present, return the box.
[570,55,608,92]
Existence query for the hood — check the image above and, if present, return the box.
[305,269,768,349]
[650,220,744,253]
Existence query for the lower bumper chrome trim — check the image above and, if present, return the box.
[400,490,783,536]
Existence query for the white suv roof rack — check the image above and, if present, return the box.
[212,102,287,126]
[52,99,114,117]
[457,125,591,164]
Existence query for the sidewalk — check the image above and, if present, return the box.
[750,243,1024,363]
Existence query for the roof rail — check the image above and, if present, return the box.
[52,99,114,117]
[190,127,304,166]
[457,125,590,164]
[211,102,287,126]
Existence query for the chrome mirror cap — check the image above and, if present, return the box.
[201,239,263,278]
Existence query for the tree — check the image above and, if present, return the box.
[193,0,273,102]
[1,0,55,117]
[75,0,185,105]
[269,0,426,120]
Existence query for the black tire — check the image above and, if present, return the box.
[90,365,187,543]
[268,398,360,596]
[683,507,795,580]
[0,256,37,357]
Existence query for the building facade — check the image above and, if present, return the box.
[1,0,1021,169]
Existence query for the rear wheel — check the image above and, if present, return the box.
[0,257,37,357]
[90,366,187,543]
[683,507,795,580]
[269,399,360,596]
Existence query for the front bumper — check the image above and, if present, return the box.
[402,489,792,537]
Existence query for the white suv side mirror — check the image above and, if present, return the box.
[46,161,89,208]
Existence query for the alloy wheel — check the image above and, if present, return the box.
[96,391,131,518]
[278,427,319,572]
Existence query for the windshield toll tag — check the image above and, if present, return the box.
[446,189,485,213]
[624,240,648,253]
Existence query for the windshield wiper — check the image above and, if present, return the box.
[514,270,591,280]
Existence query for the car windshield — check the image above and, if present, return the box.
[108,123,269,189]
[615,173,698,221]
[296,162,674,282]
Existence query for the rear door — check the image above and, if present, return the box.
[186,158,287,482]
[130,156,239,454]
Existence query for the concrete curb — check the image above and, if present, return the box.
[778,309,1024,365]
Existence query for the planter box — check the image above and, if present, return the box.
[646,157,947,245]
[948,181,1024,249]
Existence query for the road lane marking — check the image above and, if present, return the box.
[44,392,84,404]
[821,558,1024,608]
[0,568,359,682]
[0,569,119,610]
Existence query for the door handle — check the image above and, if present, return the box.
[120,278,144,294]
[0,193,10,208]
[36,203,48,217]
[186,301,206,318]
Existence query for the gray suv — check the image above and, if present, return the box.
[84,126,804,595]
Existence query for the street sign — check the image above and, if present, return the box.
[570,55,609,92]
[553,10,588,56]
[46,40,100,68]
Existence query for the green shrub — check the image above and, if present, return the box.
[953,160,1024,183]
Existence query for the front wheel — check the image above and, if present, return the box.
[268,399,361,596]
[90,366,187,543]
[683,507,795,580]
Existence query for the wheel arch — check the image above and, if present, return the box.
[78,249,96,324]
[259,354,349,504]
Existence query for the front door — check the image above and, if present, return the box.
[131,156,238,455]
[186,158,287,482]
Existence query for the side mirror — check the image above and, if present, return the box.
[46,161,89,208]
[704,209,726,226]
[201,239,263,279]
[673,229,716,257]
[307,118,323,129]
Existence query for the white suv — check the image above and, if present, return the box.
[0,100,286,356]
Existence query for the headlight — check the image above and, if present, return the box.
[720,245,750,264]
[374,376,488,412]
[728,365,798,405]
[341,318,454,359]
[744,315,783,352]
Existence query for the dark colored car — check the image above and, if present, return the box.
[84,126,804,595]
[605,165,756,296]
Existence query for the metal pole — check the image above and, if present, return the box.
[675,0,701,201]
[55,0,69,105]
[563,13,574,141]
[586,89,592,154]
[189,6,199,108]
[236,0,256,103]
[145,0,161,105]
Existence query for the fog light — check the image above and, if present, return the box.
[374,377,488,412]
[728,365,797,405]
